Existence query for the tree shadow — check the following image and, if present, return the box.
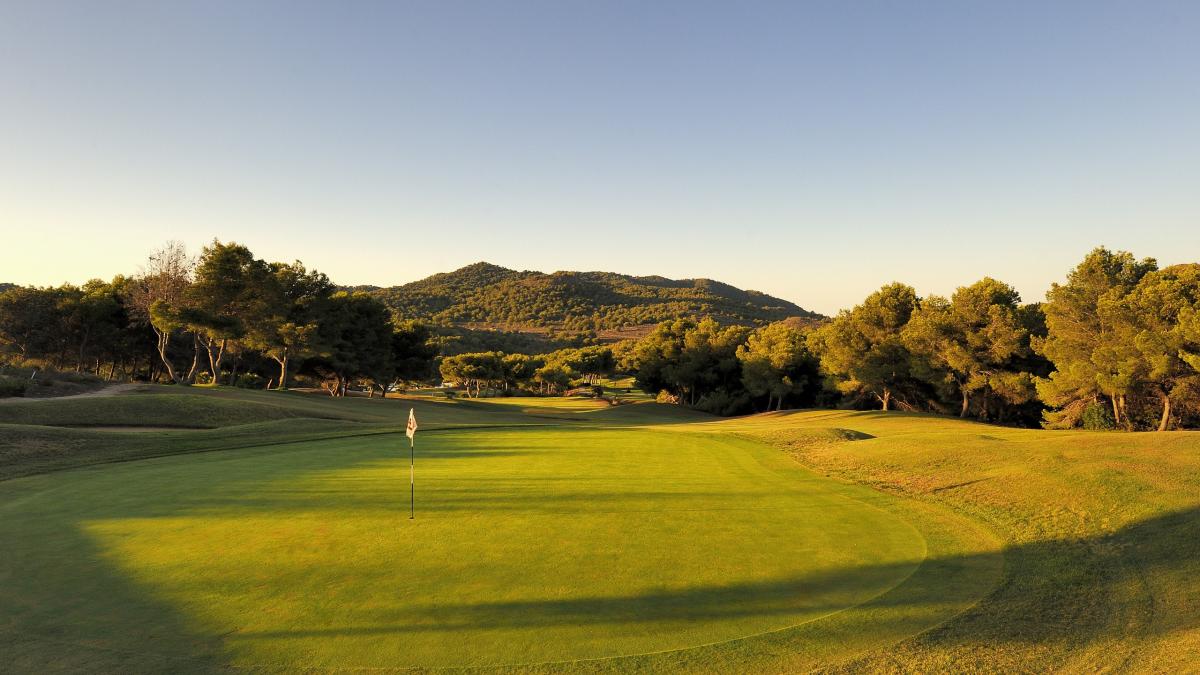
[0,513,226,673]
[211,505,1200,670]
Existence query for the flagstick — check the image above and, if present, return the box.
[409,435,415,520]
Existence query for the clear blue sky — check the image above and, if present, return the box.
[1,1,1197,314]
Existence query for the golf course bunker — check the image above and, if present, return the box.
[0,426,930,670]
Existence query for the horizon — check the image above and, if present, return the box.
[0,242,1178,317]
[2,2,1198,315]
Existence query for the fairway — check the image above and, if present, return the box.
[0,403,991,672]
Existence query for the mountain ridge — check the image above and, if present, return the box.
[355,262,821,333]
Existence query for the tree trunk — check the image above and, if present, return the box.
[1111,396,1121,427]
[153,328,180,384]
[775,394,783,412]
[186,334,202,384]
[275,353,289,390]
[881,389,891,411]
[960,391,970,418]
[1158,392,1171,432]
[204,337,227,385]
[76,336,88,372]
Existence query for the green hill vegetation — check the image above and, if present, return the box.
[356,262,819,332]
[1,387,1197,671]
[3,243,1200,431]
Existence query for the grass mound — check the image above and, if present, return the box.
[0,418,386,480]
[718,410,1200,672]
[0,393,320,429]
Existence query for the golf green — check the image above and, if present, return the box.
[1,425,934,670]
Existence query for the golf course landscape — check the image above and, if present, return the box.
[5,2,1200,672]
[2,387,1197,672]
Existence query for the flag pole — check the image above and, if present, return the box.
[406,407,418,520]
[409,433,415,520]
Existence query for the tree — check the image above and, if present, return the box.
[632,318,746,406]
[565,346,615,385]
[308,292,396,396]
[186,241,275,384]
[737,322,816,411]
[532,361,573,394]
[245,261,334,389]
[808,283,920,411]
[1102,264,1200,430]
[439,351,505,397]
[391,321,438,386]
[903,278,1035,420]
[1036,247,1157,428]
[0,286,61,363]
[127,242,194,383]
[501,353,541,391]
[69,280,128,373]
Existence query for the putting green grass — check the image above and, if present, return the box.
[0,427,988,671]
[2,388,1196,672]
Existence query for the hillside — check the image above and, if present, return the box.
[357,262,819,332]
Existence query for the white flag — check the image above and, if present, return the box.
[406,408,418,441]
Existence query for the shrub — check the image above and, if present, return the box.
[695,390,752,416]
[1081,402,1116,430]
[56,371,101,385]
[0,377,27,398]
[234,373,267,389]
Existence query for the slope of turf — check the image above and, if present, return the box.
[0,388,618,480]
[0,392,319,428]
[708,410,1200,672]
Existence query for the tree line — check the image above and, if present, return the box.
[3,243,1197,430]
[0,241,436,396]
[438,346,616,397]
[603,247,1198,430]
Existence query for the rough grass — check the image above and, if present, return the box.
[707,410,1200,672]
[0,390,1197,671]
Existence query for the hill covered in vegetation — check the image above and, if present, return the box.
[356,262,819,331]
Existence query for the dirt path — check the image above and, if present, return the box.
[0,383,141,405]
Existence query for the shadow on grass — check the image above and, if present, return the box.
[207,506,1200,673]
[0,518,226,673]
[205,505,1197,637]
